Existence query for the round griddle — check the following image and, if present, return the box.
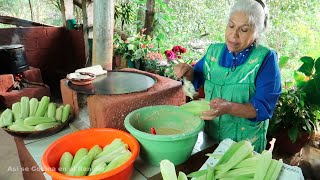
[66,70,156,95]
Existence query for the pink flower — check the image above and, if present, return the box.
[164,50,177,61]
[148,44,154,49]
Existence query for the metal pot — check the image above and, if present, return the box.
[0,44,29,74]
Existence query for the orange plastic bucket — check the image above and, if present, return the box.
[41,128,140,180]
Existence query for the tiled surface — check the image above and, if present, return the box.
[23,108,216,179]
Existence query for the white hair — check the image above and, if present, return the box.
[229,0,269,42]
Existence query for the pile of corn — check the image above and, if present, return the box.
[161,140,283,180]
[0,96,71,131]
[59,139,132,176]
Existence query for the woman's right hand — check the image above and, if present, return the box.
[173,63,193,80]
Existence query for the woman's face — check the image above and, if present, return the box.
[225,11,256,54]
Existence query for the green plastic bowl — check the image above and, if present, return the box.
[124,105,204,166]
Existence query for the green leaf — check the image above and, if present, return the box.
[127,44,136,51]
[315,57,320,76]
[293,71,307,87]
[288,126,299,143]
[305,78,320,105]
[298,56,314,76]
[278,56,289,69]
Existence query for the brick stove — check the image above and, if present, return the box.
[0,44,50,108]
[61,69,186,131]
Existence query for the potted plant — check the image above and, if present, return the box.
[143,52,167,76]
[113,29,155,70]
[268,56,320,154]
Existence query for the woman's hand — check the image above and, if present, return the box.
[200,98,231,120]
[173,63,193,80]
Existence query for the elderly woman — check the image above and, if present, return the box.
[174,0,281,153]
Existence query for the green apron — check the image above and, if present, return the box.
[203,43,270,153]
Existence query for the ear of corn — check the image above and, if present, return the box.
[183,140,284,180]
[55,106,63,121]
[253,150,272,180]
[67,154,94,176]
[24,116,56,126]
[87,145,102,158]
[34,122,60,131]
[35,96,50,117]
[263,159,278,180]
[61,104,71,122]
[8,124,35,131]
[232,155,259,169]
[104,150,132,172]
[29,98,39,116]
[177,172,188,180]
[47,102,56,119]
[97,138,125,159]
[187,169,208,178]
[91,145,127,170]
[205,165,215,180]
[71,148,89,167]
[0,108,13,127]
[160,159,178,180]
[270,159,283,180]
[11,102,21,121]
[20,96,30,119]
[215,140,253,174]
[87,161,107,176]
[59,152,73,174]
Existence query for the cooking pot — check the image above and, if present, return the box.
[0,44,29,74]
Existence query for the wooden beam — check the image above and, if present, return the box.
[92,0,115,70]
[82,0,94,66]
[0,16,52,27]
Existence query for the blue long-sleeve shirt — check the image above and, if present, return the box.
[192,44,282,121]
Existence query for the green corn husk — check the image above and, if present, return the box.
[95,139,126,159]
[59,152,73,174]
[160,159,178,180]
[179,100,210,116]
[67,154,94,176]
[71,148,88,167]
[11,102,21,121]
[29,98,39,117]
[103,150,132,172]
[34,122,60,131]
[0,108,14,127]
[87,145,102,158]
[91,145,127,170]
[20,96,30,119]
[8,124,35,131]
[88,161,107,176]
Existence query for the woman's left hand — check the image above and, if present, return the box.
[200,98,231,120]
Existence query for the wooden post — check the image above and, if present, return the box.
[82,0,94,66]
[92,0,115,70]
